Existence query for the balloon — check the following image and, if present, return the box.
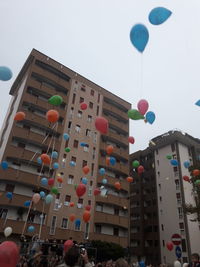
[64,240,74,252]
[137,99,149,115]
[193,169,200,177]
[48,95,63,106]
[48,178,55,186]
[46,110,59,123]
[106,145,114,155]
[127,177,134,183]
[83,165,90,175]
[4,227,12,238]
[32,193,40,204]
[183,176,190,182]
[195,179,200,185]
[85,205,91,211]
[69,214,76,222]
[57,177,63,183]
[110,157,116,166]
[106,157,110,166]
[166,241,173,251]
[63,133,70,140]
[1,161,8,170]
[24,200,31,207]
[39,191,46,198]
[28,226,35,233]
[6,192,13,200]
[65,147,71,153]
[170,159,179,166]
[95,117,108,134]
[183,161,190,168]
[51,151,58,159]
[94,188,101,196]
[80,103,88,110]
[80,142,87,147]
[149,7,172,25]
[128,109,144,120]
[128,136,135,144]
[0,241,19,267]
[75,219,81,227]
[132,160,140,168]
[41,154,51,165]
[70,161,76,167]
[195,100,200,107]
[145,111,156,124]
[37,157,42,164]
[137,165,144,174]
[41,177,48,186]
[69,202,74,207]
[51,187,59,195]
[53,162,59,169]
[83,211,91,223]
[76,184,86,197]
[174,261,181,267]
[0,66,13,81]
[82,177,88,185]
[166,155,172,160]
[130,24,149,53]
[14,112,25,121]
[99,168,106,175]
[45,194,53,204]
[102,179,107,185]
[114,182,121,190]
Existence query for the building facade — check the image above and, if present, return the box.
[0,49,130,247]
[130,131,200,265]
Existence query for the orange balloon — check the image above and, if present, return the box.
[126,177,133,183]
[114,182,121,190]
[83,165,90,175]
[14,112,25,121]
[69,202,74,207]
[83,210,91,223]
[46,110,59,123]
[106,157,110,165]
[41,154,51,164]
[106,145,113,155]
[69,214,76,222]
[57,177,63,183]
[193,169,200,177]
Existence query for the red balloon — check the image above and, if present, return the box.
[14,111,25,121]
[94,188,101,196]
[83,210,91,223]
[69,214,75,222]
[126,177,134,183]
[106,145,113,155]
[95,117,108,134]
[193,169,200,177]
[48,178,54,186]
[46,110,59,123]
[85,205,91,211]
[83,165,90,175]
[41,154,51,165]
[114,182,121,190]
[106,157,110,166]
[128,136,135,144]
[183,175,190,182]
[64,239,73,252]
[69,202,74,207]
[80,103,87,110]
[76,184,86,197]
[166,241,174,251]
[57,177,63,183]
[0,241,19,267]
[137,165,144,174]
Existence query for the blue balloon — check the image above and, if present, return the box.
[82,177,88,185]
[45,194,53,204]
[41,177,48,186]
[70,161,76,167]
[99,168,106,176]
[170,159,179,166]
[37,157,42,164]
[80,142,87,147]
[53,162,59,169]
[102,178,107,185]
[51,151,58,159]
[40,191,46,198]
[75,219,81,227]
[130,24,149,53]
[0,66,12,81]
[195,100,200,107]
[149,7,172,25]
[183,161,190,168]
[1,161,8,170]
[110,157,116,166]
[24,200,31,207]
[6,192,13,199]
[28,226,35,233]
[63,133,70,140]
[145,111,156,124]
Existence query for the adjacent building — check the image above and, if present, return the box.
[130,130,200,265]
[0,49,130,247]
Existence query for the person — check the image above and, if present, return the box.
[189,254,200,267]
[51,239,58,257]
[115,258,129,267]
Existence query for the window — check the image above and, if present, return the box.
[96,106,99,116]
[75,221,81,231]
[73,140,79,148]
[18,142,26,148]
[56,193,60,200]
[0,208,8,219]
[113,228,119,236]
[87,115,92,122]
[178,207,183,219]
[175,179,180,190]
[68,175,74,184]
[64,195,71,206]
[179,223,184,229]
[88,200,91,205]
[84,222,90,239]
[182,239,187,252]
[86,129,91,137]
[89,102,93,109]
[58,182,62,188]
[176,193,181,203]
[156,149,158,155]
[98,93,100,103]
[71,156,76,162]
[161,224,164,231]
[77,198,83,208]
[70,107,74,118]
[82,160,87,167]
[90,181,93,186]
[61,218,68,229]
[90,89,94,96]
[83,144,89,152]
[93,132,97,143]
[81,85,86,92]
[171,143,176,152]
[157,171,160,177]
[92,147,96,160]
[91,163,94,176]
[114,208,119,215]
[162,240,165,247]
[157,159,159,166]
[75,125,81,133]
[159,196,162,202]
[159,184,161,190]
[50,216,57,235]
[80,97,84,103]
[5,184,15,192]
[77,110,82,118]
[68,121,72,129]
[72,94,76,104]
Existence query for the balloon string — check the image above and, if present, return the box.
[22,200,33,236]
[140,54,143,98]
[38,201,45,240]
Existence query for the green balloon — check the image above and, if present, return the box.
[74,184,77,190]
[166,155,172,160]
[132,160,140,168]
[51,187,59,194]
[195,179,200,185]
[48,95,63,106]
[65,147,71,153]
[128,109,144,120]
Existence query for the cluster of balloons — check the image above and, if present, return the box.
[132,160,145,175]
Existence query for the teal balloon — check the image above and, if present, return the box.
[145,111,155,124]
[6,192,13,199]
[82,177,88,185]
[63,133,70,140]
[99,168,106,175]
[70,161,76,167]
[128,109,144,120]
[1,161,8,170]
[40,191,46,198]
[183,161,190,168]
[0,66,12,81]
[102,178,107,185]
[41,177,48,186]
[24,200,31,207]
[170,159,178,166]
[45,194,53,204]
[110,157,116,166]
[51,151,58,159]
[130,24,149,53]
[149,7,172,25]
[195,100,200,107]
[53,162,59,169]
[37,157,42,164]
[28,226,35,233]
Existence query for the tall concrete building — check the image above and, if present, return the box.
[130,131,200,265]
[0,49,130,247]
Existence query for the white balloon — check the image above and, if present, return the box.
[183,264,189,267]
[174,261,181,267]
[4,227,12,237]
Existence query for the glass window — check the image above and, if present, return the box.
[82,160,87,167]
[68,175,74,184]
[61,218,68,229]
[81,85,86,92]
[80,97,84,103]
[50,216,57,235]
[86,129,91,137]
[73,140,79,148]
[89,102,93,109]
[87,115,92,122]
[77,110,82,118]
[72,94,76,104]
[75,125,81,133]
[96,106,99,116]
[90,89,94,96]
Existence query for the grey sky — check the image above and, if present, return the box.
[0,0,200,153]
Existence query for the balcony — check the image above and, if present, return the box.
[95,194,128,209]
[99,157,129,176]
[103,113,128,132]
[97,176,129,192]
[100,141,128,160]
[94,211,128,228]
[90,232,128,248]
[103,102,128,120]
[106,131,128,145]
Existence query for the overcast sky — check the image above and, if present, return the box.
[0,0,200,153]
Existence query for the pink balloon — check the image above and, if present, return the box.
[137,99,149,115]
[128,136,135,144]
[0,241,19,267]
[64,240,73,252]
[32,193,40,204]
[95,117,108,134]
